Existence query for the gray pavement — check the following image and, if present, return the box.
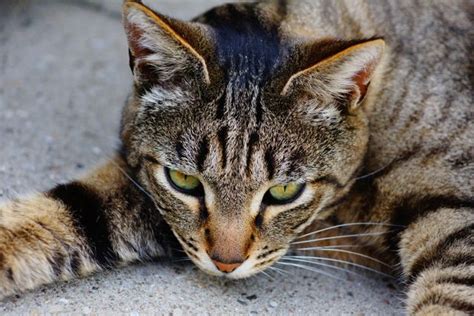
[0,1,402,314]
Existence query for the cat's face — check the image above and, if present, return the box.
[120,1,384,278]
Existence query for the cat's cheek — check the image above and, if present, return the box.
[186,251,224,277]
[293,188,338,230]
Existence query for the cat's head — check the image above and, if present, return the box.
[120,0,385,278]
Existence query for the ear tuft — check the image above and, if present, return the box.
[122,1,210,85]
[282,39,385,112]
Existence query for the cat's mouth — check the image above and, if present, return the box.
[180,245,288,279]
[198,259,279,279]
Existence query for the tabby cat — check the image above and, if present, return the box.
[0,0,472,314]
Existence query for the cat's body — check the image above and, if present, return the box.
[0,0,472,314]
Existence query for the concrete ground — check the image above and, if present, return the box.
[0,1,403,314]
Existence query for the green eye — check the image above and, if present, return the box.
[167,168,202,195]
[267,182,304,204]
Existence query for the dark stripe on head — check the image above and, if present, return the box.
[216,91,226,119]
[175,131,185,159]
[264,148,276,180]
[48,182,118,267]
[255,90,264,125]
[407,223,474,280]
[387,195,474,252]
[217,126,228,169]
[196,136,209,172]
[202,3,281,83]
[246,132,259,174]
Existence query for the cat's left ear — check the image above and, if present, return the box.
[122,0,211,85]
[282,39,385,112]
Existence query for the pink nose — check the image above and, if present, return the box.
[212,260,242,273]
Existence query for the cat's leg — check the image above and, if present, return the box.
[396,205,473,315]
[0,156,174,299]
[0,194,97,298]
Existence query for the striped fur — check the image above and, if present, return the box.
[1,0,473,314]
[0,157,177,298]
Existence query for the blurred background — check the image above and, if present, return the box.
[0,0,230,197]
[0,1,402,314]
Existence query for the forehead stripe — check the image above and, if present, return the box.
[217,126,228,169]
[255,90,264,125]
[264,148,276,180]
[175,131,185,159]
[215,90,226,120]
[196,135,210,172]
[246,132,259,174]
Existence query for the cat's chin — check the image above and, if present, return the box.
[195,264,257,279]
[202,269,262,280]
[195,259,274,280]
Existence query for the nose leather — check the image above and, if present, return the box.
[212,260,242,273]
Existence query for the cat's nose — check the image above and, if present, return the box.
[212,259,243,273]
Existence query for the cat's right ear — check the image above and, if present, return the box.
[122,0,210,85]
[282,39,385,113]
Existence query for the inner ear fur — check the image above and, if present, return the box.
[282,38,385,111]
[123,0,211,85]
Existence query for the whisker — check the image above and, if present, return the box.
[283,256,393,278]
[169,247,186,253]
[354,162,392,180]
[172,258,191,263]
[276,262,345,281]
[268,266,288,276]
[293,244,364,249]
[255,273,268,283]
[260,270,275,281]
[279,258,365,278]
[267,269,281,279]
[106,155,155,200]
[291,231,392,245]
[293,248,392,267]
[295,222,403,240]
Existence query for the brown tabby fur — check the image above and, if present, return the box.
[0,1,473,314]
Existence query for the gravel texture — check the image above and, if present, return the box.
[0,1,403,314]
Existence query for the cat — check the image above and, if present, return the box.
[0,0,472,314]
